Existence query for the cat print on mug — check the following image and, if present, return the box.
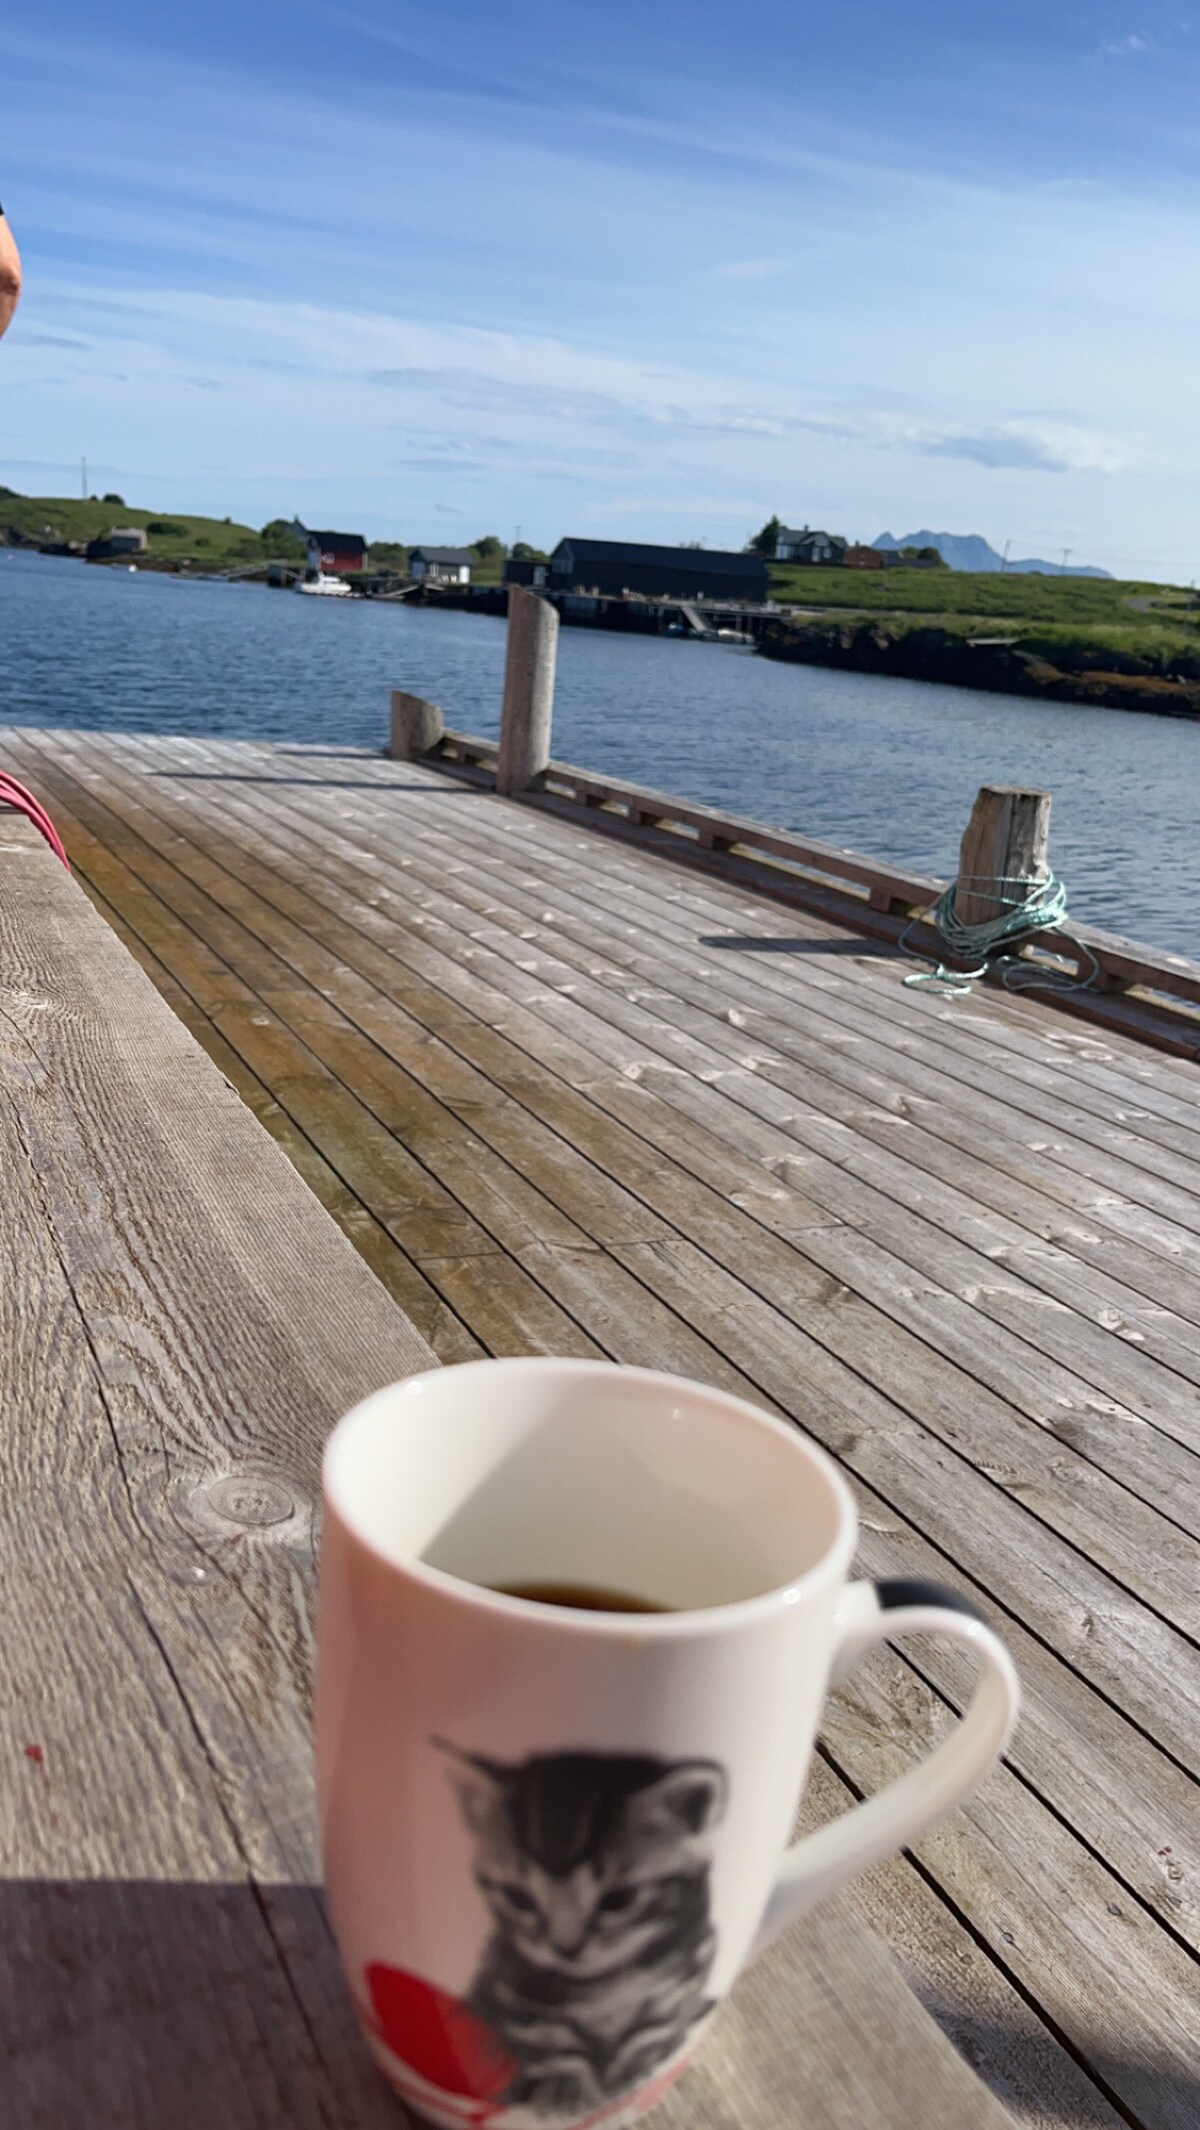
[434,1742,728,2117]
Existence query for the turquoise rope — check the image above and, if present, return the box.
[901,870,1099,997]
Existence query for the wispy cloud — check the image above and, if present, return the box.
[1100,32,1151,57]
[364,353,1126,473]
[913,421,1125,473]
[10,329,93,350]
[2,11,1197,572]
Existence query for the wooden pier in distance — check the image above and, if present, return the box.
[4,716,1199,2130]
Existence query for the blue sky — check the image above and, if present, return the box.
[3,3,1199,576]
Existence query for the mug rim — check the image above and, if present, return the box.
[322,1357,860,1636]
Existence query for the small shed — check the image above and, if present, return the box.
[409,546,474,585]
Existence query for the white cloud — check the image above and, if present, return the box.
[3,21,1199,573]
[1100,32,1151,56]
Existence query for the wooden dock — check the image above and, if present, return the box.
[4,722,1199,2130]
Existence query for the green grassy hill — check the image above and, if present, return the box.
[0,491,302,568]
[765,561,1200,679]
[767,559,1191,625]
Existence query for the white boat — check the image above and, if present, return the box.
[295,572,352,597]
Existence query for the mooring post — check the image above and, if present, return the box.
[389,690,445,761]
[497,586,558,796]
[954,785,1051,931]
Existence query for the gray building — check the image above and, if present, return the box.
[549,538,767,603]
[409,545,474,585]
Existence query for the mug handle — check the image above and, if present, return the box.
[752,1579,1019,1956]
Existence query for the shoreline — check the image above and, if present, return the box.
[757,616,1200,720]
[11,548,1200,721]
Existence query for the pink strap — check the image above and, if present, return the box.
[0,773,70,869]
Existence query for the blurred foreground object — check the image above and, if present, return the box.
[0,206,21,337]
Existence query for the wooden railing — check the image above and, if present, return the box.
[427,727,1200,1059]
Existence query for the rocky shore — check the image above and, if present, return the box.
[757,619,1200,719]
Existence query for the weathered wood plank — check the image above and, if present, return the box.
[200,752,1200,1370]
[285,756,1200,1294]
[21,736,1200,2078]
[120,740,1200,1475]
[391,765,1200,1206]
[0,819,435,2124]
[0,818,1025,2130]
[95,724,1200,1098]
[206,726,1200,1057]
[65,867,486,1363]
[1,749,621,1361]
[312,732,1182,1110]
[448,776,1200,1180]
[33,737,1200,1731]
[35,732,1200,1499]
[14,732,1200,2112]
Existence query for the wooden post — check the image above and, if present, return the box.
[389,690,444,761]
[497,586,558,795]
[954,785,1051,930]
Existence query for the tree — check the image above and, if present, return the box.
[101,491,125,505]
[748,514,783,556]
[470,534,506,559]
[259,518,306,556]
[511,540,548,561]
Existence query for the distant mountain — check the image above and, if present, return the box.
[873,530,1111,578]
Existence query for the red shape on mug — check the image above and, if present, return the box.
[365,1964,519,2104]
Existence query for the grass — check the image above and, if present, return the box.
[903,614,1198,673]
[768,561,1195,627]
[1,495,511,583]
[0,493,299,569]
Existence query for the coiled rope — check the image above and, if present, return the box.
[901,870,1098,997]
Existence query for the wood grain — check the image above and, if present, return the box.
[0,811,1023,2129]
[427,727,1200,1040]
[11,726,1200,2126]
[954,785,1051,931]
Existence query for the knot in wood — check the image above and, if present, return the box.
[200,1474,297,1530]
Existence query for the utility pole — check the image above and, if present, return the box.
[1001,538,1011,573]
[1060,547,1073,573]
[80,455,87,500]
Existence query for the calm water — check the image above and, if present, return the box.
[3,550,1198,955]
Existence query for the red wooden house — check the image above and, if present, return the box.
[291,520,369,575]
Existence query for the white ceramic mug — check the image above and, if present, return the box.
[316,1359,1018,2130]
